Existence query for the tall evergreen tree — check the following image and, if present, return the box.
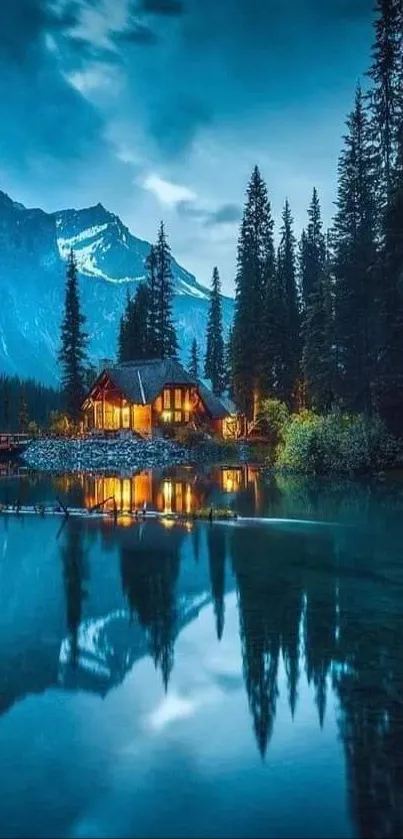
[188,338,200,380]
[59,249,89,422]
[204,267,225,395]
[376,124,403,432]
[233,166,276,418]
[145,245,159,357]
[276,200,301,406]
[301,191,334,411]
[300,188,327,308]
[118,288,131,363]
[224,324,235,398]
[118,283,150,361]
[154,222,178,359]
[333,86,378,414]
[368,0,403,210]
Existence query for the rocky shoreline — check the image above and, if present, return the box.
[21,436,254,473]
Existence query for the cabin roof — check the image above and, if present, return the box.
[101,358,196,405]
[196,380,237,419]
[84,358,240,419]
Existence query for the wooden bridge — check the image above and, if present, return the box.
[0,433,30,456]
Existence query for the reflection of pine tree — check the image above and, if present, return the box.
[334,559,403,839]
[281,588,303,719]
[230,527,281,757]
[304,544,337,727]
[120,539,181,691]
[60,523,88,666]
[207,527,227,641]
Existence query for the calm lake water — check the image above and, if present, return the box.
[1,463,403,838]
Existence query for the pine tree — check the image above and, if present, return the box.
[224,325,235,397]
[368,0,403,210]
[301,191,334,411]
[118,283,150,361]
[204,267,225,395]
[188,338,199,380]
[146,245,159,357]
[277,200,301,406]
[376,124,403,432]
[300,188,327,308]
[154,222,178,359]
[233,166,276,418]
[118,288,131,362]
[59,249,89,422]
[18,392,29,432]
[302,268,334,414]
[333,86,378,414]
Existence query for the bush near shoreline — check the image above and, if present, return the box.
[258,399,401,477]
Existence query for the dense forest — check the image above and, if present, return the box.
[0,375,61,431]
[231,0,403,434]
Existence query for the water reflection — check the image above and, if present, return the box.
[2,471,403,836]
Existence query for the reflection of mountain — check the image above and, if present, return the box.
[2,472,403,838]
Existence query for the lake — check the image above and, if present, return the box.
[1,462,403,838]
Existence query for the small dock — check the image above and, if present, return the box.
[0,433,30,457]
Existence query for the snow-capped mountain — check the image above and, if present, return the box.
[0,192,234,385]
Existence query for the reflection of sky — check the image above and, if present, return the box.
[0,595,351,839]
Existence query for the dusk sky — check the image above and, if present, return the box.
[0,0,374,294]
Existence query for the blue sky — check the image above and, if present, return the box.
[0,0,374,293]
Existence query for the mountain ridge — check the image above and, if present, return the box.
[0,190,234,385]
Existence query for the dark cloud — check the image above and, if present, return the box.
[0,0,80,63]
[0,0,108,171]
[137,0,185,15]
[177,201,241,227]
[205,203,242,226]
[115,23,159,45]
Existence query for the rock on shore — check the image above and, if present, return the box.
[21,436,250,473]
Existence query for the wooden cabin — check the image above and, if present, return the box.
[81,358,244,439]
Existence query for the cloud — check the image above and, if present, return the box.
[137,0,185,15]
[177,200,241,227]
[115,22,158,44]
[143,173,196,206]
[205,203,242,226]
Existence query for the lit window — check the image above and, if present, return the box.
[175,389,182,409]
[164,389,171,409]
[175,412,181,423]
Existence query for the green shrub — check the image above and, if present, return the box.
[276,409,397,475]
[48,411,74,437]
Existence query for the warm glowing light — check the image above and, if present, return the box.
[122,479,131,510]
[163,480,173,514]
[185,483,192,514]
[117,514,132,527]
[184,521,193,532]
[161,517,175,529]
[162,411,172,422]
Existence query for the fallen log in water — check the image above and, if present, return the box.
[0,502,237,523]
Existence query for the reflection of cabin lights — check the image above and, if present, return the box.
[185,483,192,514]
[161,518,175,529]
[163,480,172,513]
[184,521,193,532]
